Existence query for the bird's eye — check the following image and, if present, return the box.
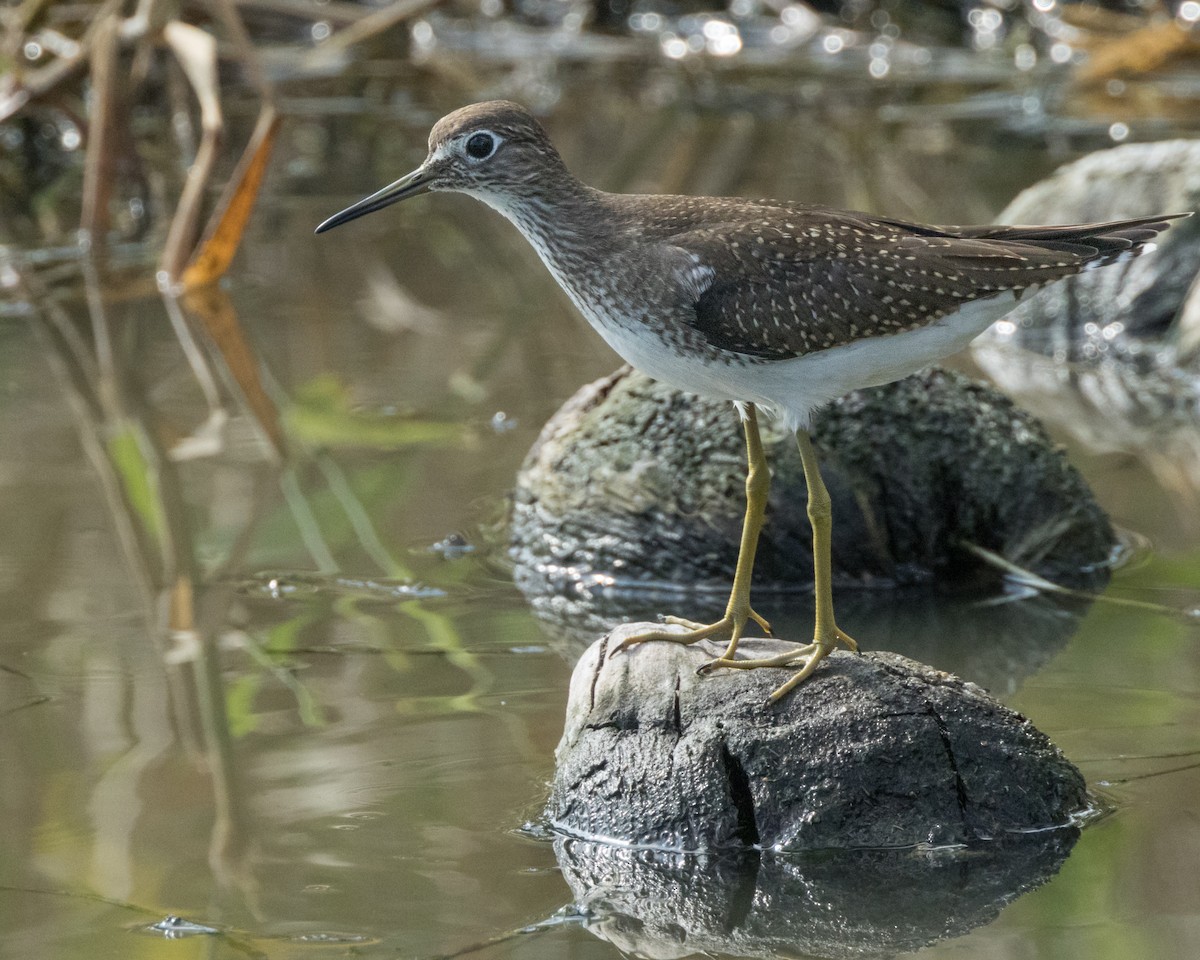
[465,133,496,160]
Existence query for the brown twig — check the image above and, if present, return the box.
[79,13,121,243]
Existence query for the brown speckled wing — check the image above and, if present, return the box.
[667,208,1178,361]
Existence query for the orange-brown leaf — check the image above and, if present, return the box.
[181,105,281,290]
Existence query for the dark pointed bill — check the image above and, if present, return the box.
[314,166,431,234]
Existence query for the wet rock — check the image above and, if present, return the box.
[547,624,1089,852]
[974,141,1200,524]
[510,366,1115,599]
[558,831,1078,960]
[988,139,1200,354]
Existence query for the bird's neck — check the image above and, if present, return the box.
[469,174,625,262]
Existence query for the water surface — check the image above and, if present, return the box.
[3,26,1200,960]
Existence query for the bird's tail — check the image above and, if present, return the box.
[958,213,1192,269]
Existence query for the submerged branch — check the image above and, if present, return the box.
[961,541,1200,622]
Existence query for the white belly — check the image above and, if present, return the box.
[576,286,1025,433]
[747,290,1026,431]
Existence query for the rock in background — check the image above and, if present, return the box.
[510,366,1115,601]
[974,139,1200,539]
[992,139,1200,355]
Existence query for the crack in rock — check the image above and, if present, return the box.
[929,702,971,837]
[720,742,760,849]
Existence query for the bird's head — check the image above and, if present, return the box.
[315,101,565,234]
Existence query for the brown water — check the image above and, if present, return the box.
[3,37,1200,960]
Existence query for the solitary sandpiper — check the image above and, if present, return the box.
[317,101,1184,701]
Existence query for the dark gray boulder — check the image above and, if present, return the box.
[510,366,1115,601]
[548,624,1089,853]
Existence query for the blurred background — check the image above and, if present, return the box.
[2,1,1200,957]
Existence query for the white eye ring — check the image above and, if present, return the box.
[464,131,498,160]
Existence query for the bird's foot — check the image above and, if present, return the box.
[698,624,858,702]
[611,607,772,658]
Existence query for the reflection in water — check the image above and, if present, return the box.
[557,832,1079,960]
[518,580,1094,695]
[14,258,287,915]
[2,246,522,951]
[977,335,1200,538]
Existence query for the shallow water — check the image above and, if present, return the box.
[3,30,1200,960]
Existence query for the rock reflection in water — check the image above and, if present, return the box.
[518,566,1094,695]
[556,830,1079,960]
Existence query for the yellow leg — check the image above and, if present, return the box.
[701,428,858,701]
[613,404,772,658]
